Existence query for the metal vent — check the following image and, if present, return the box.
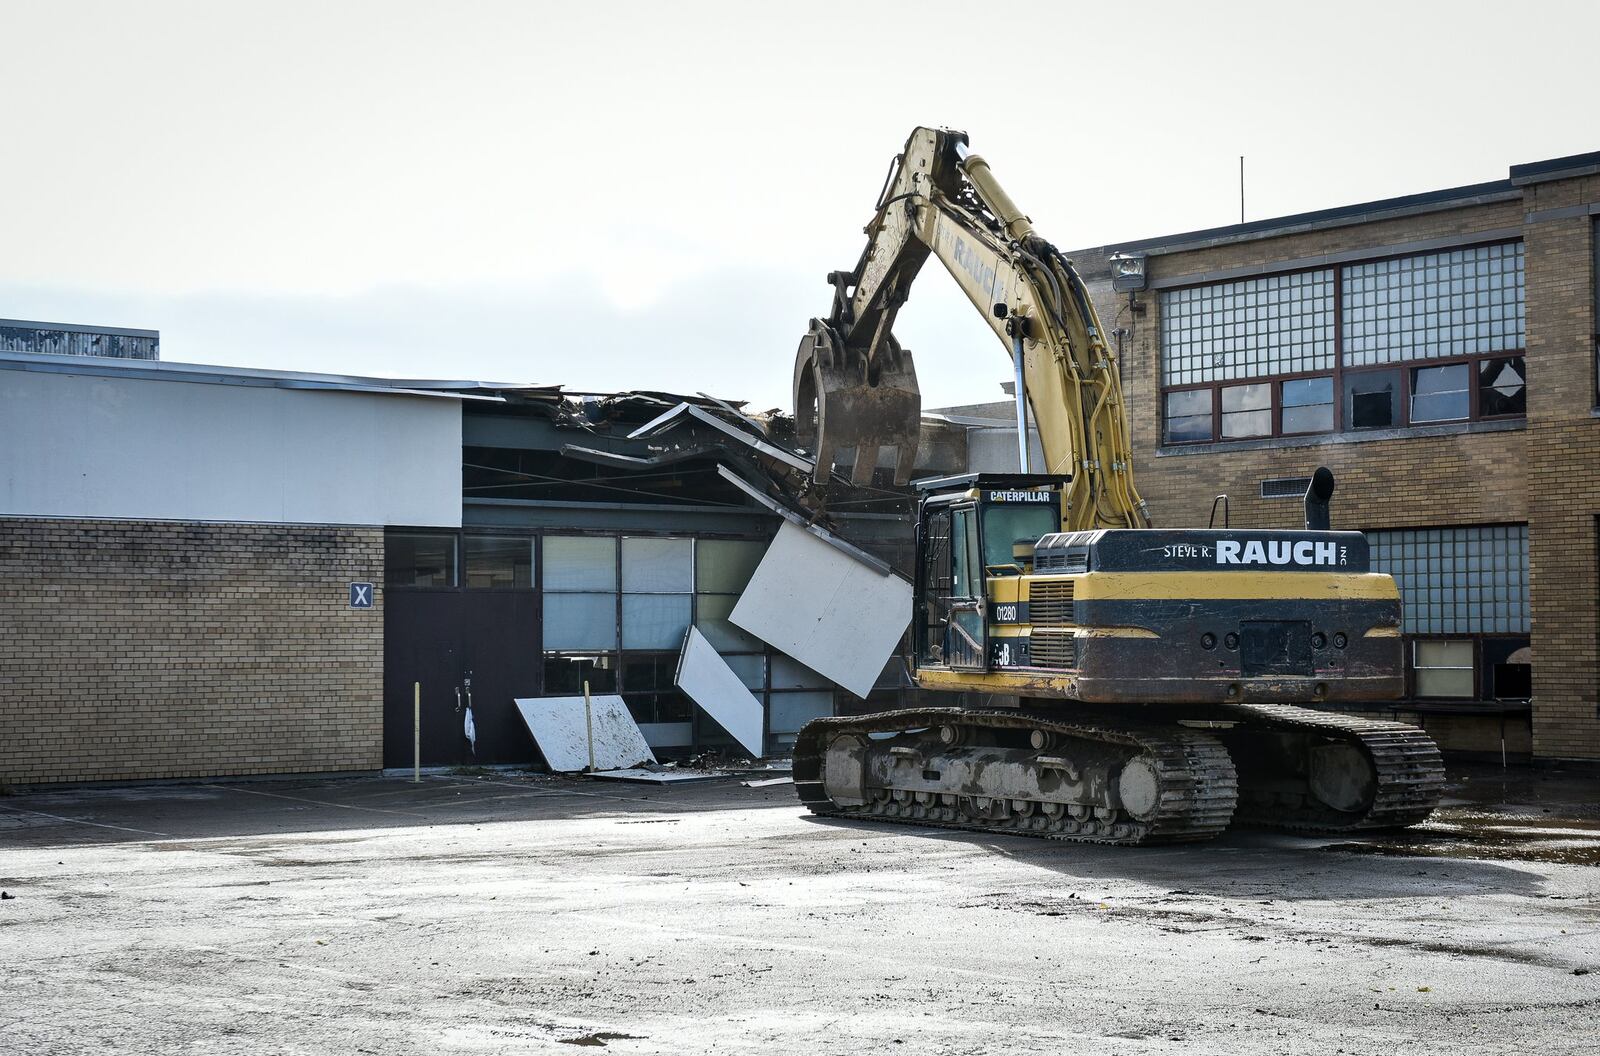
[1260,476,1313,499]
[1035,551,1089,573]
[1029,580,1075,626]
[1030,632,1076,670]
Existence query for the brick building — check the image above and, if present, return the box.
[1069,149,1600,762]
[0,350,929,787]
[0,353,461,785]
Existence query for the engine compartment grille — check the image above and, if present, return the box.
[1030,631,1076,670]
[1034,551,1089,573]
[1029,580,1075,626]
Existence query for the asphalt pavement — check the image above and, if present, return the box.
[2,763,1597,1055]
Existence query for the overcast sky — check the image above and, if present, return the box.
[3,1,1595,409]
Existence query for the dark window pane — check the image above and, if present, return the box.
[542,653,617,695]
[1344,370,1399,429]
[464,535,532,589]
[1165,415,1213,443]
[1411,364,1470,422]
[1492,662,1532,698]
[1477,356,1526,417]
[386,533,457,587]
[1221,383,1271,412]
[1164,390,1214,443]
[622,652,679,693]
[624,691,693,725]
[1281,376,1333,408]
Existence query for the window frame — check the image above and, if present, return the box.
[1410,638,1478,700]
[1157,239,1528,447]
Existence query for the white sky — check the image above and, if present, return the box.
[3,0,1595,409]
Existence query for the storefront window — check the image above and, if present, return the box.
[386,533,457,588]
[464,535,532,589]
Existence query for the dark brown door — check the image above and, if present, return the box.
[383,591,468,768]
[383,590,541,768]
[459,592,540,765]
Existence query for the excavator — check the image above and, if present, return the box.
[788,127,1443,844]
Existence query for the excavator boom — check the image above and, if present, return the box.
[793,127,1147,530]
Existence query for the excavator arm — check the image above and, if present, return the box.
[794,127,1150,530]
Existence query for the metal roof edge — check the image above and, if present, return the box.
[1509,150,1600,186]
[0,348,523,399]
[0,318,159,339]
[1067,180,1520,271]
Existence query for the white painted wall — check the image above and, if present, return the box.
[966,425,1045,474]
[0,369,462,526]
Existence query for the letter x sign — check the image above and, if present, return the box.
[349,582,375,609]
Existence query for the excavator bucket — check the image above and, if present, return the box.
[793,319,921,486]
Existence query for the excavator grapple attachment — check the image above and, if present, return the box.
[793,319,920,486]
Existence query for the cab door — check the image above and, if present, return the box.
[946,505,988,671]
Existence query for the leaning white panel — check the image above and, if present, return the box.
[675,628,766,757]
[729,521,911,699]
[514,695,656,773]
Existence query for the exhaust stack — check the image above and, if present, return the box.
[1304,467,1336,531]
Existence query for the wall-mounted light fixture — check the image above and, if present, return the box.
[1108,251,1148,316]
[1108,252,1148,292]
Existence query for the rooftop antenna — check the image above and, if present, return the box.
[1239,155,1245,224]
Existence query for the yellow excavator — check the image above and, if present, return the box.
[790,127,1443,844]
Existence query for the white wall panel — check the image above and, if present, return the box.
[0,370,461,526]
[730,521,911,698]
[676,628,766,757]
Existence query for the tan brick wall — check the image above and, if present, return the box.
[1523,208,1600,761]
[1077,190,1598,759]
[0,519,385,785]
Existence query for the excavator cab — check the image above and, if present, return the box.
[913,474,1066,674]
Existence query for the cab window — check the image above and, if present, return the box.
[982,504,1058,572]
[951,507,982,598]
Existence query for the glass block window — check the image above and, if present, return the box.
[1341,242,1525,366]
[1159,269,1333,385]
[1367,525,1529,634]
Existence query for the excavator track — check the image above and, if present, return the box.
[793,703,1443,846]
[1210,701,1445,834]
[793,707,1239,846]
